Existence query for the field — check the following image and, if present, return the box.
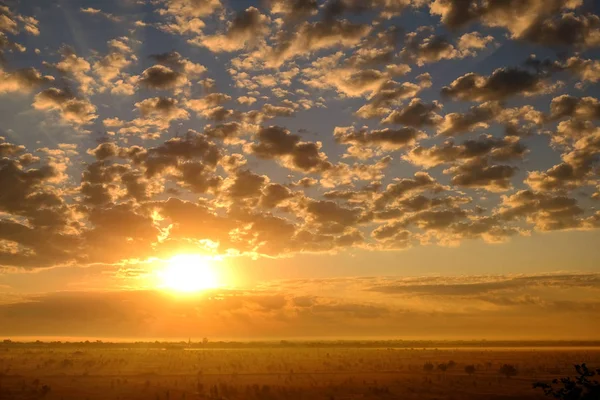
[0,343,599,400]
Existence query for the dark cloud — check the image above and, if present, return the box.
[521,12,600,48]
[496,190,588,231]
[448,160,518,191]
[437,102,501,136]
[268,19,371,66]
[429,0,581,43]
[441,67,555,102]
[526,129,600,191]
[405,135,527,168]
[382,98,442,127]
[249,126,329,172]
[139,65,188,91]
[549,95,600,120]
[400,33,463,66]
[374,172,442,209]
[335,126,427,155]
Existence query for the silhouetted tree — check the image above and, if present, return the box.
[437,363,448,372]
[533,363,600,400]
[41,385,51,397]
[423,362,434,372]
[499,364,518,379]
[465,365,476,376]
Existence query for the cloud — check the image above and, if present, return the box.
[259,183,294,208]
[382,98,443,127]
[521,12,600,48]
[0,5,39,36]
[374,172,442,209]
[93,38,137,86]
[138,65,189,91]
[1,272,598,338]
[159,0,222,19]
[135,97,190,125]
[0,67,53,94]
[550,95,600,120]
[32,88,97,126]
[247,126,330,172]
[320,157,392,188]
[302,58,390,97]
[437,101,501,136]
[187,92,232,113]
[355,74,432,118]
[561,56,600,83]
[400,32,484,66]
[80,7,123,22]
[441,67,558,102]
[368,273,600,296]
[496,190,589,231]
[191,7,270,52]
[457,32,495,51]
[267,0,319,19]
[267,19,372,66]
[526,128,600,191]
[335,126,426,158]
[405,135,527,168]
[2,0,600,274]
[437,102,544,137]
[446,160,518,192]
[429,0,582,40]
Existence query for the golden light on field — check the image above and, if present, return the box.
[158,254,221,293]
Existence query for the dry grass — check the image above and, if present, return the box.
[1,345,599,400]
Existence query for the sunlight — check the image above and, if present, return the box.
[158,255,221,293]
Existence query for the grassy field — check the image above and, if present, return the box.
[0,344,598,399]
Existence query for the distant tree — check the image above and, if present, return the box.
[533,363,600,400]
[437,363,448,372]
[41,385,51,397]
[465,365,476,376]
[448,360,456,369]
[423,362,434,373]
[499,364,518,379]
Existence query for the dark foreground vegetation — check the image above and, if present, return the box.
[0,341,598,400]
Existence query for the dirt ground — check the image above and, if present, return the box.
[1,345,598,400]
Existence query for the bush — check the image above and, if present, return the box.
[465,365,476,375]
[499,364,518,378]
[533,363,600,400]
[423,362,434,372]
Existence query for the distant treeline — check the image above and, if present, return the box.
[2,339,600,349]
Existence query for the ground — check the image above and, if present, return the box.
[1,344,599,400]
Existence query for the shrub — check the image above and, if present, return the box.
[499,364,518,378]
[465,365,476,375]
[533,363,600,400]
[423,362,434,372]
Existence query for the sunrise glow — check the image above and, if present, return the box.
[158,255,220,293]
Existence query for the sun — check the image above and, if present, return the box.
[158,254,221,293]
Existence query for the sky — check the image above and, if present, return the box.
[0,0,599,340]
